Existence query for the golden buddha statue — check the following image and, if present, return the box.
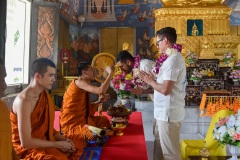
[160,0,224,7]
[199,38,215,59]
[191,22,199,36]
[122,42,130,51]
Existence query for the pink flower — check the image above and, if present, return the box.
[114,83,120,90]
[115,75,122,80]
[153,43,182,74]
[233,133,240,140]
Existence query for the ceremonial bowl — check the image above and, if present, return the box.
[107,105,132,117]
[107,110,132,117]
[111,123,126,136]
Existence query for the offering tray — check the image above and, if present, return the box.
[107,104,132,117]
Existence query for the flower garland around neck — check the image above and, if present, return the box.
[153,43,182,74]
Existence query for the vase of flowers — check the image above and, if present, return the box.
[110,69,134,110]
[190,69,202,85]
[213,113,240,160]
[223,52,232,66]
[185,51,198,66]
[229,70,240,85]
[228,145,240,160]
[234,60,240,70]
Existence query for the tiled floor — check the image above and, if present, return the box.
[143,120,203,160]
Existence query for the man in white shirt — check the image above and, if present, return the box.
[140,27,187,160]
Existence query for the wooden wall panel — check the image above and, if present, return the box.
[100,27,134,57]
[117,28,134,56]
[101,28,118,56]
[58,18,70,77]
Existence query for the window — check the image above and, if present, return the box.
[5,0,31,87]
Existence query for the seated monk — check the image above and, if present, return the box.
[0,58,19,160]
[60,62,113,159]
[10,58,76,159]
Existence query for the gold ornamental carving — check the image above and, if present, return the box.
[37,6,55,60]
[160,0,225,7]
[155,3,240,60]
[118,0,135,4]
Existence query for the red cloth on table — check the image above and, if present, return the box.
[54,111,148,160]
[100,112,148,160]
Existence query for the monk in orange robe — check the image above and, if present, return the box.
[0,58,19,160]
[10,58,76,159]
[60,62,113,159]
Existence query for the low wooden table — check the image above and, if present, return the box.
[188,156,239,160]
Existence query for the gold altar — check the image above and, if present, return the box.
[155,0,240,61]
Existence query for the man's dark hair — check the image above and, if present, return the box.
[30,58,56,78]
[116,50,134,63]
[77,61,91,76]
[156,27,177,44]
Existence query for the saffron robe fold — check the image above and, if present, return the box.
[0,100,19,160]
[60,80,111,159]
[10,91,73,160]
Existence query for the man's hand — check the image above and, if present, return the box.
[140,71,155,85]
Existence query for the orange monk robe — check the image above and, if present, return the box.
[60,80,111,158]
[0,100,19,160]
[10,91,75,160]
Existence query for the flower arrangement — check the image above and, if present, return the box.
[190,69,202,81]
[213,113,240,146]
[234,60,240,70]
[110,69,134,98]
[153,43,182,74]
[223,52,232,64]
[185,51,198,64]
[132,55,152,90]
[229,70,240,81]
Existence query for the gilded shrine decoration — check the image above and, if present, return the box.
[37,6,55,59]
[155,0,240,60]
[91,53,116,82]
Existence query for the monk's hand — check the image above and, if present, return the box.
[84,125,95,140]
[101,94,110,102]
[105,66,114,76]
[66,139,76,153]
[57,140,76,153]
[98,94,110,103]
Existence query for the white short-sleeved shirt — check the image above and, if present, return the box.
[154,51,187,122]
